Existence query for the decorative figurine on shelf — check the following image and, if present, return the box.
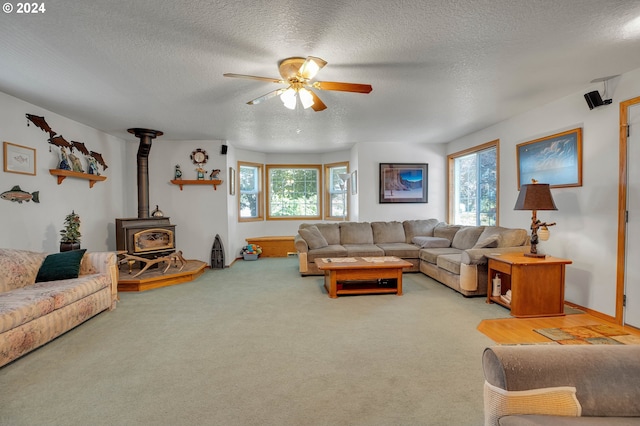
[89,151,108,171]
[209,169,221,180]
[69,152,85,173]
[58,147,71,170]
[87,156,100,175]
[196,165,207,180]
[174,164,182,180]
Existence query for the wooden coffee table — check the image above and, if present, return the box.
[314,256,412,298]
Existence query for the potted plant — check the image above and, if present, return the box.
[60,210,81,252]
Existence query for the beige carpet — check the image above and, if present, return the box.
[0,257,511,425]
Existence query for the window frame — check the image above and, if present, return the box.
[447,140,500,226]
[266,164,323,221]
[237,161,264,222]
[324,162,350,221]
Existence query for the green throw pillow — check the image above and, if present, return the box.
[35,249,87,282]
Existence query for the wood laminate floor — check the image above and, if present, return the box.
[478,313,640,344]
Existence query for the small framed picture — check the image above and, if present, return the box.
[379,163,428,203]
[3,142,36,176]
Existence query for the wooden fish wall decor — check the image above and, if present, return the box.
[1,185,40,204]
[26,113,108,174]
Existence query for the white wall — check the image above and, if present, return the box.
[0,91,126,253]
[124,138,231,264]
[354,141,447,222]
[446,67,640,317]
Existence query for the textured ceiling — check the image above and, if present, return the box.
[1,0,640,153]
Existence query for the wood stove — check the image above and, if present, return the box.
[115,128,176,260]
[116,218,176,259]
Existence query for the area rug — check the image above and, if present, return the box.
[534,324,640,345]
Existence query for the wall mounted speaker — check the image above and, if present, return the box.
[221,144,228,155]
[584,91,604,110]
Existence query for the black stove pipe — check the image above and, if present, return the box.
[127,128,163,219]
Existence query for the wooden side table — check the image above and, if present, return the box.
[485,252,572,318]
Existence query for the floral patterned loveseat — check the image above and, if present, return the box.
[0,249,118,367]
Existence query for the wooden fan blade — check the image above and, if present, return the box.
[313,81,373,93]
[223,73,285,84]
[247,88,287,105]
[309,91,327,112]
[299,56,327,80]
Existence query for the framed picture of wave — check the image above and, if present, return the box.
[379,163,428,203]
[516,128,582,189]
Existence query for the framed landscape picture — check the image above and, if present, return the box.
[379,163,428,203]
[3,141,36,176]
[516,128,582,189]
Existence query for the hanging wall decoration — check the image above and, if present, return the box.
[379,163,428,203]
[516,128,582,189]
[1,185,40,204]
[25,113,108,176]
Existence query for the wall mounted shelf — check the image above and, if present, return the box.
[50,169,107,188]
[171,179,223,190]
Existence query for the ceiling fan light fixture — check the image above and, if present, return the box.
[225,56,371,111]
[300,59,320,80]
[280,87,297,109]
[299,88,315,109]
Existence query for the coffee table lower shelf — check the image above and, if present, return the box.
[315,257,412,298]
[330,280,400,297]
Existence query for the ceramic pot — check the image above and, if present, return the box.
[60,242,81,252]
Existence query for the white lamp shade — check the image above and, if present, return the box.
[298,88,314,109]
[280,88,297,110]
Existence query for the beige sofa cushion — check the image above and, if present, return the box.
[0,249,47,293]
[419,247,463,264]
[300,223,340,245]
[372,221,405,243]
[298,226,329,249]
[412,236,451,248]
[403,219,440,243]
[451,226,485,250]
[340,222,373,245]
[343,244,384,257]
[376,243,420,259]
[305,245,348,262]
[475,226,528,248]
[433,224,462,243]
[436,253,463,275]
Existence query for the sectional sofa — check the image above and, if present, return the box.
[294,220,530,296]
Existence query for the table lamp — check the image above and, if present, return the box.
[514,180,557,258]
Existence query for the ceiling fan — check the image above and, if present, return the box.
[223,56,372,112]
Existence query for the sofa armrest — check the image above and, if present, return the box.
[483,345,640,418]
[81,252,118,310]
[294,235,309,253]
[462,246,530,265]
